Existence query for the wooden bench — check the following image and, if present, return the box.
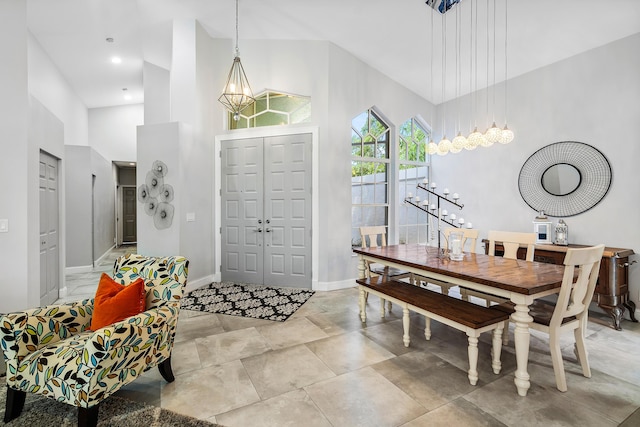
[357,276,510,385]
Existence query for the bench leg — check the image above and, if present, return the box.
[380,297,386,319]
[491,327,504,374]
[467,334,479,385]
[424,316,431,340]
[402,306,410,347]
[359,287,367,322]
[502,319,510,345]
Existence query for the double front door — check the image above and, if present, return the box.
[220,134,312,288]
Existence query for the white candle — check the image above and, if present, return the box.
[415,196,420,202]
[450,213,456,220]
[422,199,428,205]
[423,178,428,184]
[458,217,465,224]
[443,188,450,195]
[453,193,459,199]
[407,192,413,198]
[430,182,437,189]
[466,222,473,229]
[442,209,448,216]
[430,204,436,210]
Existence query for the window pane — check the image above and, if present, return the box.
[376,137,388,158]
[369,112,387,138]
[374,183,387,204]
[399,138,407,161]
[353,111,368,135]
[255,111,288,127]
[352,206,363,228]
[374,207,388,226]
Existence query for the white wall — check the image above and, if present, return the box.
[432,33,640,315]
[89,104,143,162]
[144,62,170,125]
[28,33,88,147]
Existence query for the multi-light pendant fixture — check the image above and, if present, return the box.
[427,0,514,156]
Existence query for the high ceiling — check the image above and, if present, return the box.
[27,0,640,109]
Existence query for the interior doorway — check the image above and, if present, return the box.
[39,150,60,306]
[220,133,312,288]
[115,164,137,246]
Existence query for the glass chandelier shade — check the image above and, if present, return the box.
[499,124,514,144]
[437,137,451,156]
[218,54,255,120]
[484,121,502,144]
[467,127,485,149]
[451,132,466,153]
[427,139,439,155]
[218,0,255,120]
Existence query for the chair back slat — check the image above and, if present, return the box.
[552,244,605,325]
[444,228,479,252]
[487,230,536,261]
[360,226,387,248]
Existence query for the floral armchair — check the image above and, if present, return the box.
[0,254,188,427]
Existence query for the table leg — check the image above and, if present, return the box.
[357,255,366,279]
[511,301,534,396]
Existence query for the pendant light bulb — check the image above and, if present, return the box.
[499,124,514,144]
[484,121,502,144]
[437,137,451,156]
[452,132,467,153]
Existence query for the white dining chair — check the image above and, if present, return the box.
[498,244,605,392]
[461,230,536,344]
[359,226,413,316]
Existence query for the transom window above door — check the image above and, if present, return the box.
[228,91,311,130]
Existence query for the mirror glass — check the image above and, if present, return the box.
[541,163,581,196]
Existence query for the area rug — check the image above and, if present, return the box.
[181,282,315,322]
[0,377,220,427]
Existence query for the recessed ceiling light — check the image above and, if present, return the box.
[106,37,114,43]
[111,56,122,64]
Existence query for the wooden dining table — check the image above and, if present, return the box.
[353,244,567,397]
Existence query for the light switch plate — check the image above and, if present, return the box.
[0,219,8,233]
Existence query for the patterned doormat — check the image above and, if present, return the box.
[181,282,315,322]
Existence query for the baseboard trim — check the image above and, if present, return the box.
[184,274,216,294]
[313,279,355,292]
[65,265,93,275]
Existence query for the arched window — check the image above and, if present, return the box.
[398,117,430,244]
[228,91,311,130]
[351,108,390,247]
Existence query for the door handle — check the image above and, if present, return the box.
[265,228,272,233]
[258,219,262,224]
[257,228,263,232]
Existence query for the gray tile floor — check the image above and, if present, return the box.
[60,246,640,427]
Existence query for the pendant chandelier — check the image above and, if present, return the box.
[218,0,254,121]
[428,0,514,156]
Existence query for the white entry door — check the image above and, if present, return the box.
[221,134,312,288]
[39,151,60,306]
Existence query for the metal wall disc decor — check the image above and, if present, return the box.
[138,160,175,229]
[518,141,611,217]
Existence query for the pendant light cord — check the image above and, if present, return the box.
[235,0,240,57]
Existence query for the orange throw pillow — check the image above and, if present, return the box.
[89,273,146,331]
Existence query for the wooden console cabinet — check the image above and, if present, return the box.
[483,241,636,330]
